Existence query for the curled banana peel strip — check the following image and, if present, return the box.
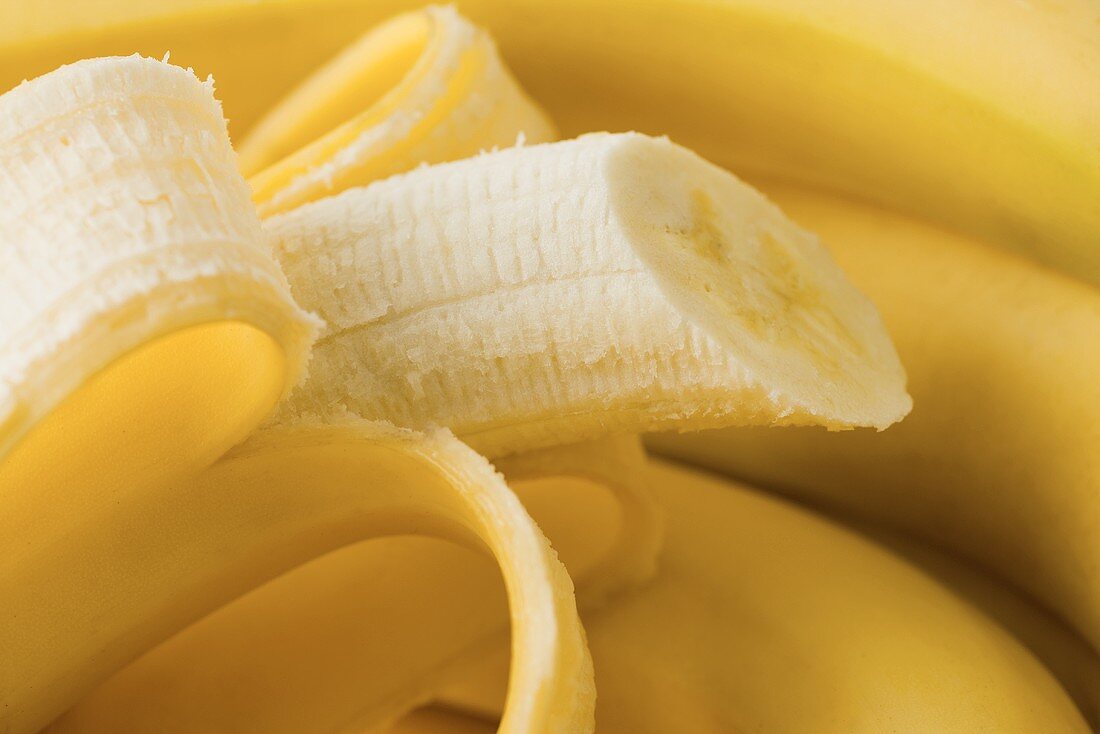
[437,461,1093,734]
[44,439,644,733]
[242,5,557,217]
[32,421,593,734]
[0,57,590,734]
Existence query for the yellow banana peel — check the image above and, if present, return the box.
[243,5,556,217]
[31,421,593,734]
[857,522,1100,729]
[45,440,643,732]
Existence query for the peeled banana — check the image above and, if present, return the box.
[0,43,919,734]
[266,132,911,457]
[0,54,590,734]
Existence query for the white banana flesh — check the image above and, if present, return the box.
[0,54,315,462]
[268,132,911,457]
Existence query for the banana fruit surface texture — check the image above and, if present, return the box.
[266,132,911,457]
[2,2,1097,733]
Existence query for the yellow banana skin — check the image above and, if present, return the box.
[652,182,1100,657]
[243,5,556,216]
[858,523,1100,729]
[45,447,641,733]
[439,460,1091,733]
[3,0,1097,280]
[7,420,593,734]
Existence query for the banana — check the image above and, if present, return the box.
[0,53,315,533]
[243,5,556,217]
[0,44,916,733]
[0,55,592,734]
[438,460,1093,733]
[3,0,1097,280]
[29,129,908,731]
[650,182,1100,656]
[857,523,1100,729]
[265,132,911,457]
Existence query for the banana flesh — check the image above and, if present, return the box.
[651,181,1100,657]
[439,460,1092,734]
[243,5,557,216]
[267,132,911,457]
[0,53,316,465]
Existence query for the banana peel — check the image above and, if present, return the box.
[243,5,556,216]
[31,421,593,734]
[44,439,644,733]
